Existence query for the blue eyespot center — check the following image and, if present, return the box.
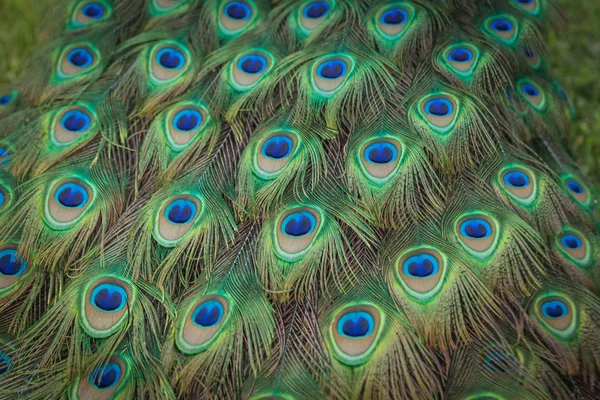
[338,311,374,338]
[262,136,293,159]
[165,199,197,224]
[460,218,492,239]
[449,48,473,62]
[0,354,10,376]
[561,234,582,250]
[282,211,316,237]
[239,54,267,74]
[0,94,11,105]
[61,109,92,132]
[89,362,121,389]
[491,19,513,32]
[380,8,408,25]
[225,1,251,20]
[541,299,568,319]
[364,142,397,164]
[567,180,584,194]
[56,182,89,208]
[425,98,453,117]
[192,300,224,327]
[304,1,329,19]
[67,48,94,68]
[0,191,5,207]
[317,59,347,79]
[404,254,438,278]
[522,84,539,97]
[504,171,530,188]
[516,0,532,4]
[157,48,185,70]
[0,249,26,277]
[91,283,128,312]
[174,109,202,132]
[82,3,104,19]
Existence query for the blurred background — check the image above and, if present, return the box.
[0,0,598,178]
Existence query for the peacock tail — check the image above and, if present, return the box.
[0,0,599,399]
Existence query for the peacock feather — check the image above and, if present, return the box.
[0,0,599,399]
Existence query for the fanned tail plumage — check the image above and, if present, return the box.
[0,0,599,399]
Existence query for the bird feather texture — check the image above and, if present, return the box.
[0,0,599,399]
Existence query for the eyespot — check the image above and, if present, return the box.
[58,44,99,78]
[220,1,255,35]
[82,3,104,18]
[165,199,197,224]
[0,248,27,278]
[557,230,591,267]
[177,295,230,354]
[61,109,91,132]
[455,214,499,259]
[0,147,9,166]
[329,305,382,366]
[153,195,202,247]
[275,208,321,261]
[395,248,446,301]
[299,1,330,33]
[81,277,135,338]
[448,48,473,63]
[89,361,120,389]
[74,355,128,399]
[499,167,536,205]
[52,106,95,146]
[68,48,94,68]
[282,211,316,237]
[192,300,224,327]
[444,44,479,77]
[91,283,128,312]
[72,1,110,28]
[418,94,459,135]
[45,178,94,230]
[56,182,89,208]
[304,1,328,19]
[0,352,11,376]
[0,245,27,293]
[230,51,274,91]
[512,0,539,15]
[311,55,353,96]
[376,5,413,39]
[150,44,189,84]
[0,94,12,106]
[517,80,546,111]
[263,136,293,159]
[563,177,589,206]
[318,59,346,79]
[534,294,577,339]
[157,48,185,69]
[166,105,208,151]
[253,132,298,180]
[425,98,452,116]
[359,138,402,184]
[484,15,518,45]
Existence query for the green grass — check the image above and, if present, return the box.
[0,0,599,178]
